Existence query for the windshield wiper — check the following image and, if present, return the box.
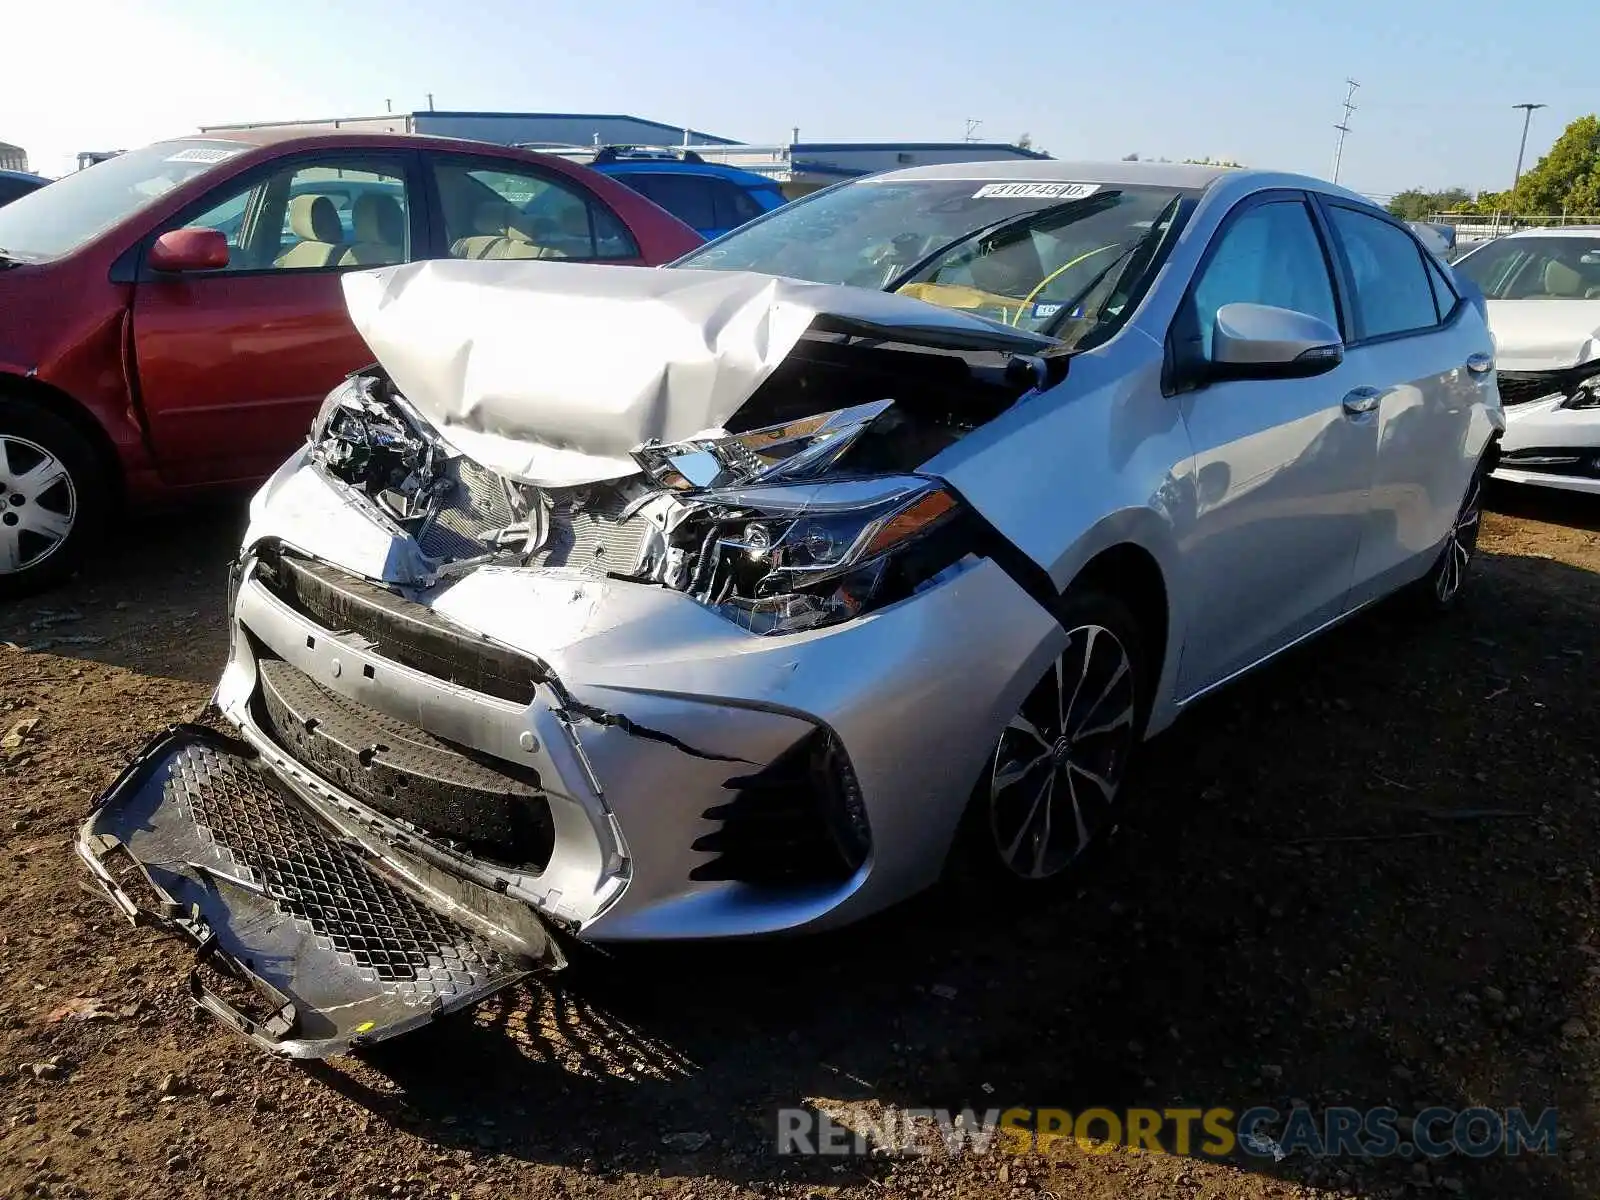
[884,191,1123,293]
[0,248,24,268]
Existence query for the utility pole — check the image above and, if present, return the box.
[1511,102,1546,189]
[1331,78,1360,184]
[964,119,982,143]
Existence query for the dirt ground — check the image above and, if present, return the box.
[2,485,1599,1200]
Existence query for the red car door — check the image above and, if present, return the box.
[129,150,420,486]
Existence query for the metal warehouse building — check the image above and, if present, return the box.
[197,111,1048,196]
[0,141,29,173]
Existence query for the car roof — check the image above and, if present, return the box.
[170,127,588,161]
[0,168,48,185]
[1499,226,1600,239]
[599,160,779,187]
[875,157,1368,198]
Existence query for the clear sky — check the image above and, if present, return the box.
[4,0,1597,197]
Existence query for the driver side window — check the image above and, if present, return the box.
[1189,199,1340,359]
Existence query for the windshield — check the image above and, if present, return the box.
[676,178,1194,342]
[0,139,247,262]
[1454,236,1600,300]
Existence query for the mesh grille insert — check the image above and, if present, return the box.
[167,741,518,999]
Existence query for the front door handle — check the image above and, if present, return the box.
[1466,352,1494,375]
[1342,386,1383,416]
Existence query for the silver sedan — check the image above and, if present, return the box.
[79,160,1503,1056]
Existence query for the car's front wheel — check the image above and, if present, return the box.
[953,589,1151,890]
[0,397,106,600]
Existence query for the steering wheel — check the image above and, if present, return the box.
[1010,242,1122,326]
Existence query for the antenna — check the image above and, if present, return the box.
[1331,78,1359,184]
[964,118,982,143]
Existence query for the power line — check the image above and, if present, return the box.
[1331,78,1360,184]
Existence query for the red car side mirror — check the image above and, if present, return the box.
[148,228,229,272]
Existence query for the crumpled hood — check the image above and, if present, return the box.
[341,259,1056,487]
[1488,298,1600,372]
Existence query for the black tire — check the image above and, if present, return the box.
[948,587,1153,894]
[0,396,108,600]
[1404,463,1484,615]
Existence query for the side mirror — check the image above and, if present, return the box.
[1208,302,1343,382]
[148,227,229,273]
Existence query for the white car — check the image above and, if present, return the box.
[1453,227,1600,494]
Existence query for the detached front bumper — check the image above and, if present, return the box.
[76,724,559,1058]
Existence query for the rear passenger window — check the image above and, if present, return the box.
[709,180,765,229]
[626,174,717,231]
[1187,198,1340,359]
[431,158,637,261]
[1326,205,1439,339]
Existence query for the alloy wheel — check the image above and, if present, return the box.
[1434,472,1482,604]
[988,623,1138,880]
[0,434,78,575]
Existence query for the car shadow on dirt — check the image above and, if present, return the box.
[282,545,1599,1198]
[0,501,240,685]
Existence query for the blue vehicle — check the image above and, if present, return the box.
[565,146,787,240]
[0,169,49,208]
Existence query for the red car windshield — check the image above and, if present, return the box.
[0,140,245,262]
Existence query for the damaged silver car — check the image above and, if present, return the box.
[78,161,1503,1056]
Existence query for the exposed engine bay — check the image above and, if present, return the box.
[310,328,1054,635]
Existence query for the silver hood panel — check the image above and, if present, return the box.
[341,259,1056,487]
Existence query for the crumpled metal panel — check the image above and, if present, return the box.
[339,259,1056,487]
[77,725,558,1058]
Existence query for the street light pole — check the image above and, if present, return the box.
[1511,102,1546,190]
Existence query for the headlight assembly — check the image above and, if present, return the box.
[676,474,968,635]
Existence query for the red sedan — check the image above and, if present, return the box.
[0,130,702,596]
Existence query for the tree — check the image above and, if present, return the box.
[1387,187,1473,221]
[1182,156,1245,168]
[1506,114,1600,215]
[1122,152,1140,161]
[1016,132,1033,150]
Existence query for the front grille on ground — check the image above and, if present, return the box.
[166,739,520,999]
[691,728,869,885]
[255,658,553,866]
[252,544,543,704]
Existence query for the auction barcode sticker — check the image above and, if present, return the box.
[165,147,242,164]
[972,182,1100,200]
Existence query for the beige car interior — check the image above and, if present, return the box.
[340,192,406,267]
[1541,257,1600,300]
[450,201,575,261]
[274,195,346,268]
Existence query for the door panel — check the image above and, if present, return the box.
[131,273,367,484]
[1170,195,1378,697]
[131,153,414,486]
[1316,204,1493,601]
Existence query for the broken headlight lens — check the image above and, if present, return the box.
[1561,377,1600,410]
[683,474,964,635]
[308,374,374,446]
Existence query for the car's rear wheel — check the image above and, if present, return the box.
[1408,465,1484,613]
[0,397,106,599]
[952,589,1151,891]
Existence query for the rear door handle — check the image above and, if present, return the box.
[1466,352,1494,375]
[1342,386,1383,415]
